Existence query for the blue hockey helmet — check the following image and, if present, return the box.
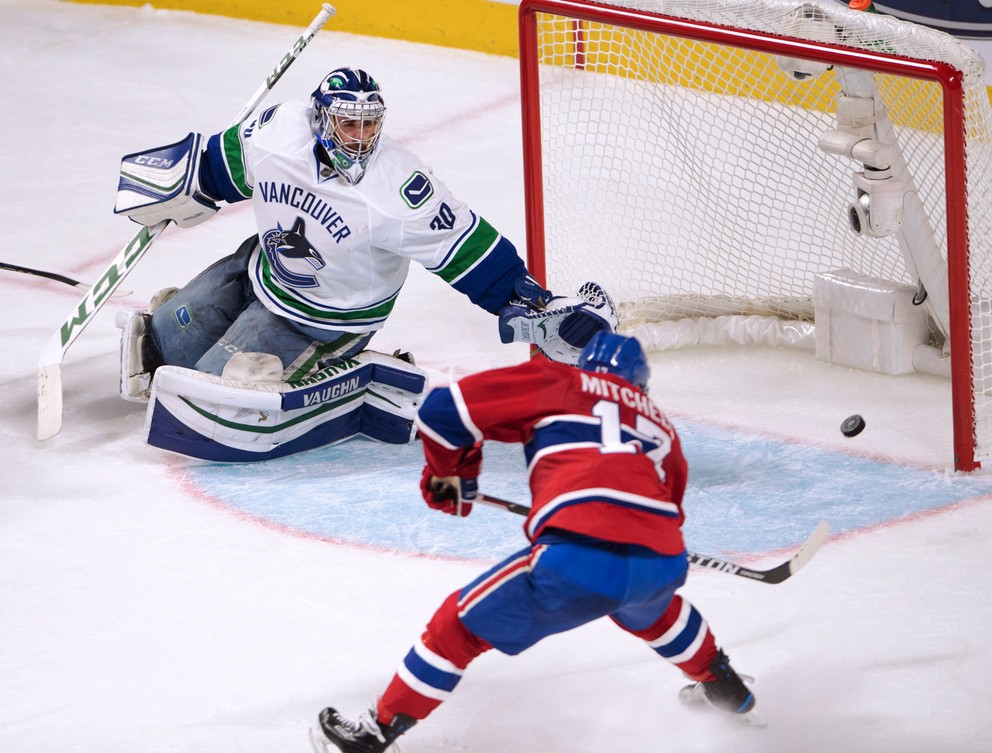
[577,332,650,390]
[310,67,386,184]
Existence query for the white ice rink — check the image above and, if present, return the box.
[2,2,992,752]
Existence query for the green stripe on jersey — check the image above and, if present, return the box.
[435,216,500,283]
[258,252,398,324]
[222,126,252,198]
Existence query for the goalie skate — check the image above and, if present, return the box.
[115,310,160,401]
[115,287,177,401]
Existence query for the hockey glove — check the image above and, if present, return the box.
[420,468,477,517]
[114,132,220,228]
[512,273,553,309]
[498,281,619,364]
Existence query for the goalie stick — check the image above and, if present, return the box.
[476,493,829,585]
[36,3,336,441]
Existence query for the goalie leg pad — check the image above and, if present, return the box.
[360,350,431,443]
[144,350,429,462]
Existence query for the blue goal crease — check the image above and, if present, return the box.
[181,420,992,559]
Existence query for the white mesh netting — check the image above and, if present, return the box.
[525,0,992,464]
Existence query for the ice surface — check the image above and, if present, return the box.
[2,2,991,752]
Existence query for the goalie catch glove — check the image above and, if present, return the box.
[420,468,477,517]
[498,281,619,365]
[114,132,219,228]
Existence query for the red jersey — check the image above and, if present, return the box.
[415,357,687,555]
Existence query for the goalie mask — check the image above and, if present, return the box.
[310,67,386,185]
[577,332,650,391]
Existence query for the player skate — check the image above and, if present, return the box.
[679,649,764,726]
[309,707,415,753]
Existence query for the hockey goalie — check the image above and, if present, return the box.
[113,67,617,462]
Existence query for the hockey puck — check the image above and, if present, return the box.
[841,414,866,437]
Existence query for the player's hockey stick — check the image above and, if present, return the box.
[2,261,132,296]
[477,493,829,584]
[3,261,93,290]
[36,3,336,441]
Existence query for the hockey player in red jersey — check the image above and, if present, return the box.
[309,332,758,753]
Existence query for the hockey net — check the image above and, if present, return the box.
[518,0,992,471]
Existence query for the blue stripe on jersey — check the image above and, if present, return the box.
[450,235,527,314]
[201,132,251,204]
[524,418,660,467]
[416,387,479,449]
[401,645,463,694]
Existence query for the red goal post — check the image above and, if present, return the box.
[518,0,991,471]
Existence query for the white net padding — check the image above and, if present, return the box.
[522,0,992,467]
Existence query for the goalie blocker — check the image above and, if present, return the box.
[144,350,428,462]
[114,132,219,228]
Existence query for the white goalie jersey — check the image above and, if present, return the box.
[201,101,526,332]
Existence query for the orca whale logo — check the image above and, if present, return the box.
[262,217,325,288]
